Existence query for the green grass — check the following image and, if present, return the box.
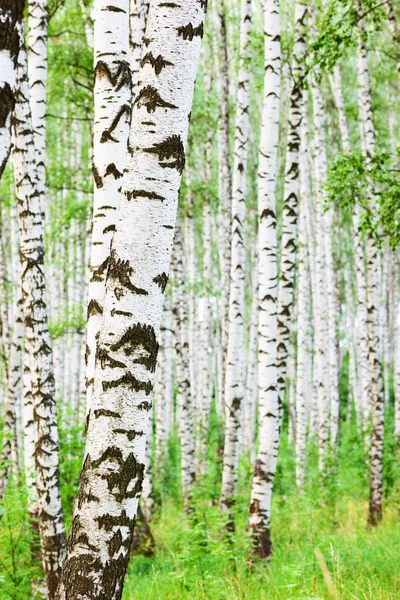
[123,411,400,600]
[124,495,400,600]
[1,405,400,599]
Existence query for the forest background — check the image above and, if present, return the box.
[1,0,400,598]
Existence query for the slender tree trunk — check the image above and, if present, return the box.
[0,293,23,500]
[220,0,252,515]
[12,25,66,598]
[311,77,330,471]
[172,221,196,507]
[196,180,213,476]
[356,14,385,525]
[295,109,311,491]
[0,0,25,179]
[214,0,232,399]
[248,0,280,559]
[58,2,206,596]
[27,0,48,215]
[276,0,307,423]
[86,0,131,413]
[243,244,258,459]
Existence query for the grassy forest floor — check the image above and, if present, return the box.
[122,405,400,600]
[2,400,400,599]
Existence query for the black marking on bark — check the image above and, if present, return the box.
[87,299,103,318]
[260,208,275,221]
[103,224,116,234]
[96,509,135,531]
[153,272,169,292]
[95,60,131,91]
[94,408,121,418]
[103,4,126,11]
[177,22,204,40]
[111,308,132,317]
[100,104,131,143]
[108,250,148,295]
[143,135,185,173]
[141,52,174,75]
[104,162,123,179]
[69,516,97,552]
[91,256,109,282]
[110,323,159,372]
[103,372,153,395]
[92,447,145,501]
[114,429,144,441]
[126,189,165,201]
[163,224,174,229]
[137,401,152,411]
[134,85,177,113]
[0,83,14,129]
[96,347,126,370]
[159,2,180,6]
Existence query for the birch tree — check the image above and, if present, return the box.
[86,0,131,412]
[220,0,252,516]
[12,24,66,599]
[248,0,281,558]
[57,1,206,597]
[0,0,25,179]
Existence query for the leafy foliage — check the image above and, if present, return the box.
[326,150,400,247]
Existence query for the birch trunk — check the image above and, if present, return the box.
[86,0,131,412]
[129,0,150,99]
[295,111,311,491]
[276,0,307,422]
[0,0,24,178]
[12,27,66,598]
[220,0,252,515]
[58,2,205,596]
[0,293,23,500]
[248,0,280,559]
[243,245,258,458]
[172,221,196,506]
[27,0,48,215]
[311,78,329,470]
[356,16,385,525]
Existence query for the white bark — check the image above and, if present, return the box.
[58,2,205,595]
[27,0,48,215]
[172,221,195,506]
[220,0,252,514]
[86,0,131,412]
[356,13,385,525]
[276,0,307,422]
[0,1,24,178]
[248,0,280,558]
[12,26,66,598]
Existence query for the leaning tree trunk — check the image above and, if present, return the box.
[248,0,280,559]
[12,26,66,599]
[57,2,206,598]
[86,0,131,413]
[0,0,25,179]
[220,0,252,516]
